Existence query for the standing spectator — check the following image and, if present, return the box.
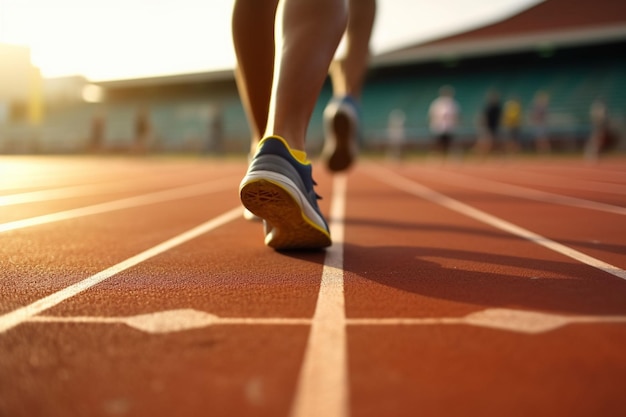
[206,106,224,154]
[88,113,105,152]
[530,91,551,154]
[503,95,523,154]
[428,86,460,156]
[134,107,151,153]
[585,98,609,162]
[473,90,502,157]
[386,108,406,161]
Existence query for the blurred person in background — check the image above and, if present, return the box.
[584,97,616,162]
[88,113,105,153]
[133,107,152,154]
[473,89,502,158]
[530,91,551,154]
[387,108,406,161]
[428,85,460,157]
[502,95,523,155]
[232,0,376,250]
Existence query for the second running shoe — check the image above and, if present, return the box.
[239,136,331,250]
[321,95,360,172]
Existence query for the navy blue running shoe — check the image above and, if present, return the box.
[239,136,331,250]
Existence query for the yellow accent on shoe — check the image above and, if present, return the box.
[258,135,309,164]
[291,149,308,164]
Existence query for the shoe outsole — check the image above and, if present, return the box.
[240,179,331,250]
[326,111,354,172]
[322,97,359,173]
[242,207,261,221]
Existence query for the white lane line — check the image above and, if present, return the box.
[417,167,626,216]
[0,177,239,233]
[0,174,192,206]
[290,174,349,417]
[449,166,626,195]
[27,308,626,335]
[1,184,112,206]
[0,207,242,334]
[371,167,626,281]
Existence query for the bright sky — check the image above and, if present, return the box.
[0,0,541,81]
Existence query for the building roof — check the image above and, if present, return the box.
[372,0,626,67]
[94,68,235,89]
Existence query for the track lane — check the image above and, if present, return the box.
[382,163,626,269]
[410,165,626,214]
[0,177,240,232]
[0,185,244,313]
[343,163,626,417]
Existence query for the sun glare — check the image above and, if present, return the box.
[1,0,543,81]
[1,0,237,80]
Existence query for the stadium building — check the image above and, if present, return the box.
[0,43,44,152]
[366,0,626,152]
[1,0,624,154]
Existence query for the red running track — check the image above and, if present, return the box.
[1,155,625,417]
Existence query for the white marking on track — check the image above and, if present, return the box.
[0,177,239,233]
[0,183,106,206]
[290,174,349,417]
[29,309,310,333]
[0,173,197,206]
[372,167,626,281]
[29,310,310,333]
[27,308,626,335]
[0,207,242,334]
[482,168,626,195]
[349,309,626,334]
[417,167,626,215]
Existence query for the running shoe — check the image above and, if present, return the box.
[321,95,360,172]
[239,136,331,250]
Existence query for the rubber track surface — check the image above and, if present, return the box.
[1,155,625,417]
